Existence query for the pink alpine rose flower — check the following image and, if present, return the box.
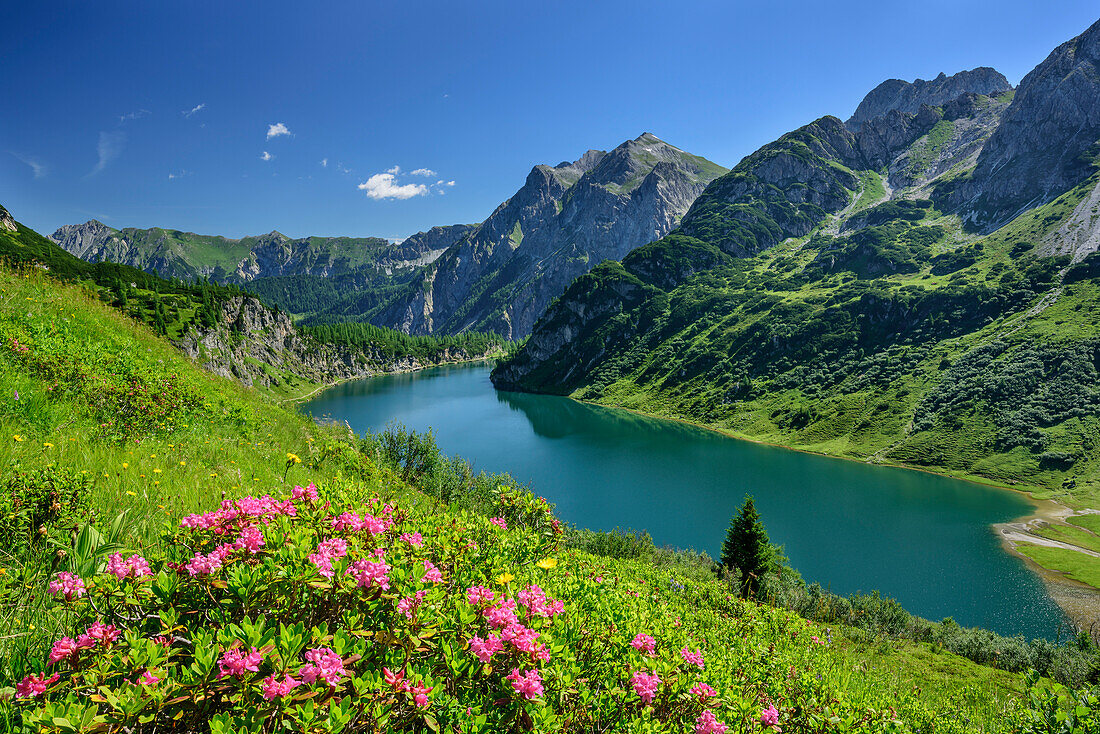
[15,673,59,698]
[680,646,705,669]
[695,710,728,734]
[489,517,507,530]
[47,571,85,600]
[48,637,79,665]
[262,673,301,699]
[631,633,656,655]
[507,668,544,700]
[630,671,661,704]
[218,647,264,678]
[760,705,780,728]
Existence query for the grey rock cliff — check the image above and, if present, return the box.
[374,133,727,339]
[846,68,1011,129]
[942,18,1100,232]
[173,296,494,389]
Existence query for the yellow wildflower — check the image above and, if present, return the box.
[536,558,558,570]
[153,468,162,474]
[12,435,23,442]
[179,461,186,466]
[286,453,301,464]
[121,462,129,469]
[496,573,515,585]
[126,491,136,497]
[42,442,54,448]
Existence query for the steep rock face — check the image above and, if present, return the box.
[846,68,1010,129]
[373,134,727,339]
[174,296,493,389]
[0,205,17,233]
[943,19,1100,230]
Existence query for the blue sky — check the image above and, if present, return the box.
[2,1,1098,240]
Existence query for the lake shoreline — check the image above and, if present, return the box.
[571,394,1100,628]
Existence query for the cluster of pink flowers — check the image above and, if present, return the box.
[184,544,235,576]
[76,621,120,649]
[695,710,728,734]
[489,517,508,530]
[468,633,505,663]
[180,494,296,534]
[507,668,544,699]
[347,558,391,590]
[516,584,564,619]
[680,646,705,670]
[397,590,427,619]
[630,670,662,705]
[217,647,264,678]
[291,483,319,503]
[299,647,347,687]
[47,571,85,601]
[760,705,780,728]
[483,598,519,629]
[15,672,59,698]
[400,531,423,547]
[421,559,443,583]
[105,553,152,580]
[261,673,300,700]
[466,585,495,606]
[330,507,392,534]
[500,623,548,661]
[308,537,349,577]
[48,621,120,668]
[631,633,656,655]
[690,682,717,703]
[383,667,432,708]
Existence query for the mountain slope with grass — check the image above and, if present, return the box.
[3,211,503,398]
[367,134,728,339]
[0,245,1096,732]
[493,21,1100,591]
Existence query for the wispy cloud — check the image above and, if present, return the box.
[10,152,46,179]
[167,170,191,180]
[320,158,328,167]
[410,168,436,177]
[386,165,401,175]
[260,151,273,161]
[358,172,428,200]
[89,131,127,176]
[119,109,151,123]
[266,122,291,139]
[183,103,206,117]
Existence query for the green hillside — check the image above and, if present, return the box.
[1,220,1096,732]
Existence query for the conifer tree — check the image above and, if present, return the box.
[721,495,772,598]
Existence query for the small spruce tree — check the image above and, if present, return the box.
[721,495,772,598]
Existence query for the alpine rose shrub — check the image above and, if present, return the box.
[11,481,930,733]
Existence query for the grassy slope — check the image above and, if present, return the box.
[0,266,1048,731]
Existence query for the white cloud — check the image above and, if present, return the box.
[266,122,291,139]
[410,168,436,177]
[445,180,455,186]
[358,173,428,200]
[10,152,46,179]
[119,109,150,123]
[183,103,206,117]
[386,165,401,175]
[320,158,328,167]
[89,131,126,176]
[167,170,190,180]
[260,151,273,161]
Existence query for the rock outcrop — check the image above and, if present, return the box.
[0,205,17,233]
[174,296,495,389]
[846,68,1011,130]
[372,134,728,339]
[942,18,1100,231]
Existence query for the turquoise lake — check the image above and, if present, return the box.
[303,362,1069,639]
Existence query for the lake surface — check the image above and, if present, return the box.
[303,362,1068,638]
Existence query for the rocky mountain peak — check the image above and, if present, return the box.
[846,67,1011,129]
[0,205,18,233]
[941,18,1100,232]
